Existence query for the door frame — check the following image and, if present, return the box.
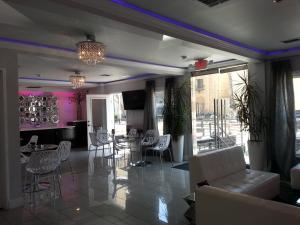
[86,94,114,146]
[0,68,9,208]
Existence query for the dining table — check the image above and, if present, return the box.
[20,144,58,164]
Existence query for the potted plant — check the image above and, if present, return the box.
[232,74,266,170]
[163,80,190,162]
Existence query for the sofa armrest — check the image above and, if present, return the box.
[189,156,207,193]
[196,186,300,225]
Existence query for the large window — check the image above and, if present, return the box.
[191,68,249,162]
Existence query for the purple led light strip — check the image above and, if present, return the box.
[110,0,300,57]
[19,76,100,84]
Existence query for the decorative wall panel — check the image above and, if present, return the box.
[19,95,59,126]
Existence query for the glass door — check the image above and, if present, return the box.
[191,68,249,162]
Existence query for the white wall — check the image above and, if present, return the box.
[0,48,22,208]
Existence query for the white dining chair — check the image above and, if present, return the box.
[89,132,110,158]
[141,130,158,147]
[97,131,112,157]
[20,135,38,153]
[24,150,61,204]
[57,141,74,179]
[144,134,173,166]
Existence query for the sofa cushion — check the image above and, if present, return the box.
[196,186,300,225]
[210,169,280,199]
[189,146,245,192]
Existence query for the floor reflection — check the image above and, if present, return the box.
[158,197,168,223]
[10,148,191,225]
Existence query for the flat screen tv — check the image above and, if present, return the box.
[122,90,146,110]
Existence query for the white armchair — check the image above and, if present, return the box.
[145,134,172,165]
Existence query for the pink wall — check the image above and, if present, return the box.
[19,90,78,127]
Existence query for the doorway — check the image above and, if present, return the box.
[86,95,114,146]
[92,99,107,130]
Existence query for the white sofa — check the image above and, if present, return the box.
[196,186,300,225]
[189,146,280,199]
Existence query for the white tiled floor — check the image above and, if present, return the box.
[0,149,191,225]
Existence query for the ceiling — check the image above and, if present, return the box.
[18,53,185,83]
[0,0,242,87]
[124,0,300,51]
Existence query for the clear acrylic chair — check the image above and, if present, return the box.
[97,131,112,157]
[127,128,138,140]
[24,150,61,205]
[57,141,74,180]
[141,129,159,162]
[126,128,139,163]
[20,135,39,153]
[145,134,173,166]
[29,135,38,145]
[141,129,158,147]
[89,132,107,158]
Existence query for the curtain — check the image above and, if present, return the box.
[269,60,296,179]
[182,73,193,161]
[143,80,158,132]
[163,77,175,135]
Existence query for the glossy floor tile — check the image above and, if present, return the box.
[0,148,191,225]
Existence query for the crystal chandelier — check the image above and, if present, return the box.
[69,71,86,89]
[77,34,105,65]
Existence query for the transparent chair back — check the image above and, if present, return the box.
[57,141,71,162]
[97,130,109,144]
[128,128,138,139]
[29,135,38,145]
[141,129,158,146]
[156,134,171,151]
[26,150,60,175]
[89,132,98,146]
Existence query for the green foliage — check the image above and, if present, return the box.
[232,74,265,141]
[163,80,190,141]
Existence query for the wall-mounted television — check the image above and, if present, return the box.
[122,90,146,110]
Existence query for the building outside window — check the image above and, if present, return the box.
[196,78,204,91]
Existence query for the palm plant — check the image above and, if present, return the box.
[232,74,265,141]
[163,80,190,141]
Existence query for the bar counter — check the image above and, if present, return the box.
[20,126,76,145]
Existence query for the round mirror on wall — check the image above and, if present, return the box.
[42,117,49,123]
[51,114,59,123]
[19,96,24,103]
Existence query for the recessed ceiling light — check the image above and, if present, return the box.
[273,0,283,3]
[162,35,175,41]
